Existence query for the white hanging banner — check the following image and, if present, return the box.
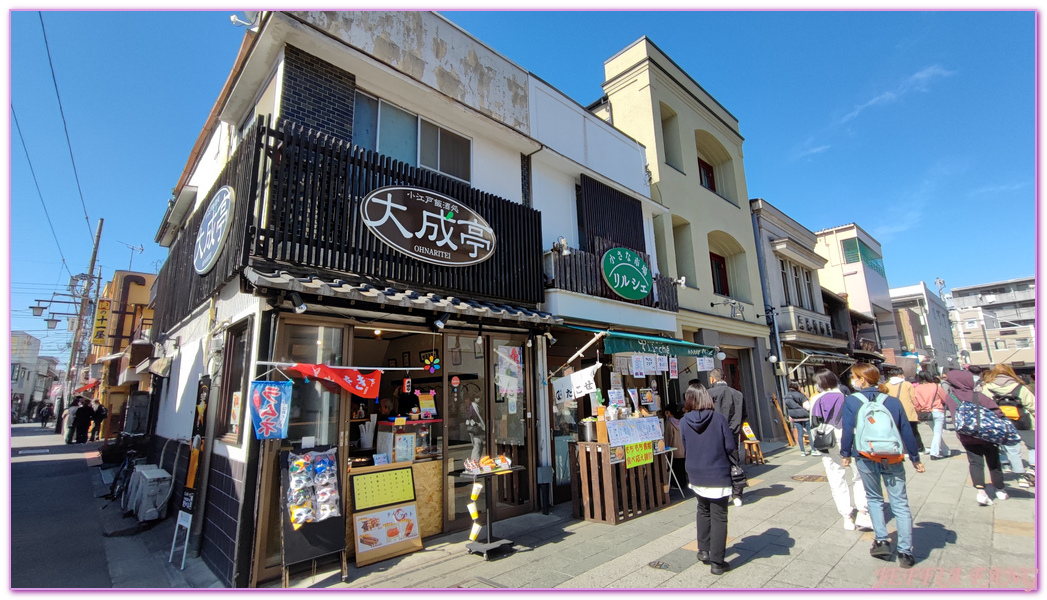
[656,355,669,373]
[551,376,575,405]
[570,364,601,399]
[642,354,658,375]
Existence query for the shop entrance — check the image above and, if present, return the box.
[444,331,533,531]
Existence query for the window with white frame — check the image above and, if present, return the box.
[1016,338,1031,348]
[352,91,471,182]
[779,259,791,307]
[792,265,809,310]
[801,268,814,311]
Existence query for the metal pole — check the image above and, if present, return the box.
[68,219,103,395]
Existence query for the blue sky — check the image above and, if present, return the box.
[7,10,1036,365]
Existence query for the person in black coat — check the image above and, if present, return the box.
[783,382,812,456]
[73,400,94,444]
[681,382,736,575]
[705,370,746,503]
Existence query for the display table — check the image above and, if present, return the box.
[450,465,526,560]
[569,441,671,525]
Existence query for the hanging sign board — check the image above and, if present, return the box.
[286,364,381,399]
[643,354,658,375]
[669,357,679,379]
[551,376,575,405]
[600,247,653,300]
[570,365,600,398]
[193,186,235,275]
[631,355,645,378]
[248,380,292,439]
[610,372,622,389]
[607,389,626,407]
[656,355,669,373]
[360,186,497,267]
[91,299,112,345]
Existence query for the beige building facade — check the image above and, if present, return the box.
[591,38,780,439]
[947,276,1036,377]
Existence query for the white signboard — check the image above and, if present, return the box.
[607,388,626,407]
[656,355,669,373]
[571,365,600,399]
[610,372,622,389]
[642,354,658,375]
[552,376,575,405]
[631,355,645,378]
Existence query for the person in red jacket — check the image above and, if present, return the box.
[942,370,1010,505]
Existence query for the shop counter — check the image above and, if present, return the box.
[568,441,671,525]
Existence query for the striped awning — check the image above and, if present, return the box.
[795,348,856,366]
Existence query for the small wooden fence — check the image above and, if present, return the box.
[569,441,671,525]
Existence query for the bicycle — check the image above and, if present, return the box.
[102,432,147,509]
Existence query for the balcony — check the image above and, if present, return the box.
[778,305,846,349]
[543,246,679,313]
[155,118,545,334]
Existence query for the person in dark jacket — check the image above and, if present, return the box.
[840,363,924,569]
[681,382,736,575]
[73,400,94,444]
[62,399,80,444]
[784,382,813,456]
[942,370,1010,505]
[705,370,745,505]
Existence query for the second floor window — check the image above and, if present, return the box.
[698,157,716,192]
[779,259,791,307]
[710,252,729,296]
[841,237,886,277]
[801,268,814,310]
[353,92,471,182]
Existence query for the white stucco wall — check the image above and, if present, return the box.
[531,160,580,251]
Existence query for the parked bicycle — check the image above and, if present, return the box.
[102,432,148,509]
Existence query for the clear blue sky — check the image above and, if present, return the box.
[8,10,1036,366]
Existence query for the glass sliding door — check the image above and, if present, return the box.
[490,335,532,520]
[444,333,488,530]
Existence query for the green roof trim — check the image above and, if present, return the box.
[564,325,716,358]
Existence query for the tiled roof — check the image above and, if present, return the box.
[244,266,560,326]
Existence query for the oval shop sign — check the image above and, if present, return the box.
[601,247,653,301]
[194,186,235,275]
[360,186,497,267]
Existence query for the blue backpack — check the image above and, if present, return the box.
[853,393,904,459]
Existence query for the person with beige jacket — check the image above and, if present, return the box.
[886,369,925,454]
[982,364,1035,487]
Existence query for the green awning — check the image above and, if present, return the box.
[565,325,716,358]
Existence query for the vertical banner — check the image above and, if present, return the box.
[181,375,210,514]
[91,299,112,345]
[669,357,679,379]
[551,376,575,405]
[248,380,292,439]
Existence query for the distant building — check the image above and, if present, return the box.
[890,282,959,374]
[815,223,899,363]
[751,198,853,396]
[945,276,1035,377]
[11,331,41,418]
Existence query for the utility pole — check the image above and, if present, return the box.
[66,218,103,397]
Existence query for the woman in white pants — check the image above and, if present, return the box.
[809,368,872,531]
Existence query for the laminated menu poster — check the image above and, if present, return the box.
[607,388,626,407]
[354,502,423,567]
[606,417,664,446]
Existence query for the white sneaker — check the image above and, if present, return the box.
[733,496,743,507]
[855,511,873,530]
[995,490,1009,501]
[976,490,993,506]
[843,515,857,530]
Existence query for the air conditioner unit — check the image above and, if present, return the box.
[125,466,172,522]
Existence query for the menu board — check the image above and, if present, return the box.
[605,417,663,447]
[353,502,423,567]
[394,433,416,463]
[351,467,416,512]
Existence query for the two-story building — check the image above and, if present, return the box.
[815,223,898,365]
[750,199,854,396]
[589,38,779,440]
[144,11,714,586]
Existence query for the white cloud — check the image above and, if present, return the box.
[968,181,1029,196]
[841,65,957,123]
[791,143,831,160]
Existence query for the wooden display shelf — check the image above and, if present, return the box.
[568,441,670,525]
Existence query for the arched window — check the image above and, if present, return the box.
[660,103,683,171]
[694,130,737,205]
[707,230,751,304]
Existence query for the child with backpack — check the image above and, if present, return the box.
[840,363,925,570]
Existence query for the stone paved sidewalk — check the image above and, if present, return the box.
[285,427,1036,590]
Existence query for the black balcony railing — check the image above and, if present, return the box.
[544,244,678,313]
[155,118,546,334]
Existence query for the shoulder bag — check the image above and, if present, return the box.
[950,392,1021,445]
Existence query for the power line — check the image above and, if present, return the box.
[37,11,93,245]
[11,103,72,280]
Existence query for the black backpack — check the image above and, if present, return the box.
[96,405,108,420]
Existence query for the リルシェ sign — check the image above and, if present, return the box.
[194,186,235,275]
[360,186,497,267]
[601,247,653,300]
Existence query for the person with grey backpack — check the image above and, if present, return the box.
[840,363,924,570]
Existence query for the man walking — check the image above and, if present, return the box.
[706,369,745,505]
[89,400,108,442]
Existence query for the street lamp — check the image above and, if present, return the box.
[45,318,60,329]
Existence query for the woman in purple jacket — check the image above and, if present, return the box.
[943,370,1009,505]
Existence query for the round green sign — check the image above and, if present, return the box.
[601,248,653,300]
